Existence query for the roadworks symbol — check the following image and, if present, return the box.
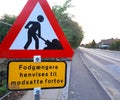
[10,3,63,50]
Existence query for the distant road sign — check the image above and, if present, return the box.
[7,61,66,90]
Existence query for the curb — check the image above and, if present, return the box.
[80,54,114,100]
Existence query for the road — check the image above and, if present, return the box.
[68,48,111,100]
[77,47,120,100]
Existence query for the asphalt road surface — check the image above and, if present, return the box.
[68,48,111,100]
[80,47,120,100]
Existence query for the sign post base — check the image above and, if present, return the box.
[34,88,41,100]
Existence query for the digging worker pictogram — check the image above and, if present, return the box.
[24,15,44,49]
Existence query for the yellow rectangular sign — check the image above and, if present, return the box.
[7,61,66,90]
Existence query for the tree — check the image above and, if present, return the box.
[115,41,120,50]
[52,0,84,49]
[85,42,92,48]
[0,14,16,42]
[109,40,120,50]
[91,39,96,48]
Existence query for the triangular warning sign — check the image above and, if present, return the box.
[0,0,74,58]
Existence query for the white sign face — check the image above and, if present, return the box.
[10,3,58,50]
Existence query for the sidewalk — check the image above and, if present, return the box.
[20,89,62,100]
[20,61,71,100]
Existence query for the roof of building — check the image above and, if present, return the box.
[100,38,120,45]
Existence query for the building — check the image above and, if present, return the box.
[98,38,120,49]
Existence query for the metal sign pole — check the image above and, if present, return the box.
[34,88,41,100]
[33,56,41,100]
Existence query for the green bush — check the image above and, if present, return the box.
[109,40,120,50]
[0,80,8,97]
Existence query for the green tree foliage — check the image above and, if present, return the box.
[85,42,92,48]
[85,40,96,48]
[0,14,16,42]
[91,39,96,48]
[109,40,120,50]
[52,0,84,49]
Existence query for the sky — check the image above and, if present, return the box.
[0,0,120,44]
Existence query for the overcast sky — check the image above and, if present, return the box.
[0,0,120,44]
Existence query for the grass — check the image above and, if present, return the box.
[0,79,8,97]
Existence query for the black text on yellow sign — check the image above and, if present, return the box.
[7,61,66,90]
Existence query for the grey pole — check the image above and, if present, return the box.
[35,90,40,100]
